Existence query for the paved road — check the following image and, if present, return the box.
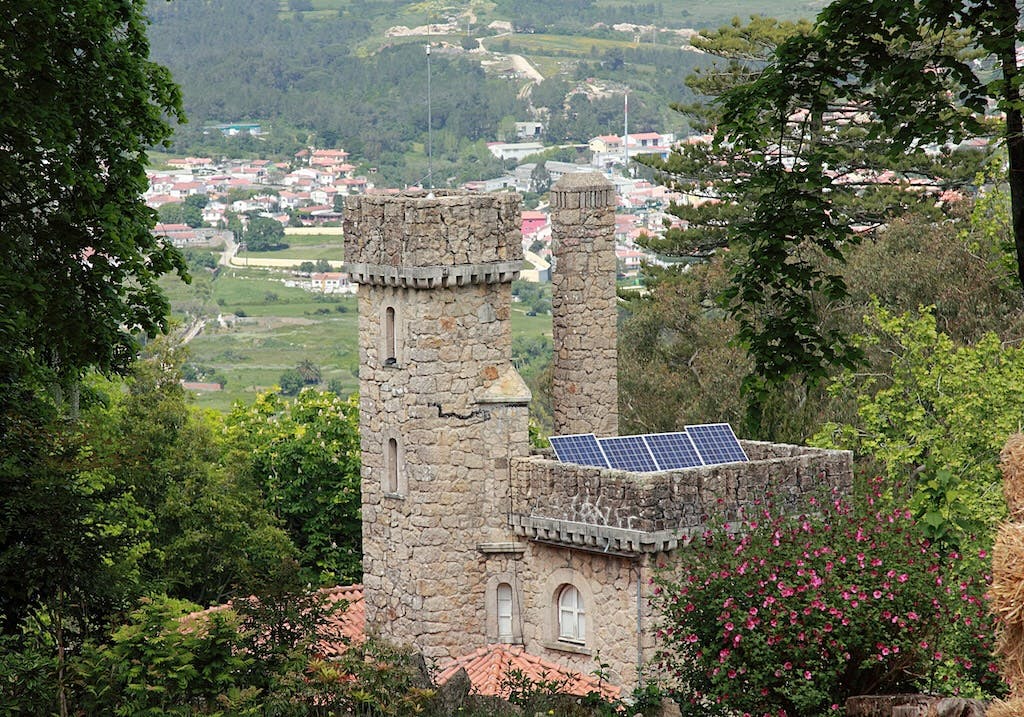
[219,232,238,267]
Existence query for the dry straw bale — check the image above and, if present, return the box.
[985,698,1024,717]
[1000,433,1024,517]
[992,523,1024,624]
[996,621,1024,692]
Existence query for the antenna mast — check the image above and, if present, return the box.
[623,92,629,174]
[426,17,434,189]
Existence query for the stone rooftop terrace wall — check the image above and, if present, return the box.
[510,441,853,538]
[342,190,522,268]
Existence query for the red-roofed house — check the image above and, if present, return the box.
[310,149,350,167]
[521,210,548,236]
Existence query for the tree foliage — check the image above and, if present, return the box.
[653,486,1003,717]
[0,0,187,387]
[619,190,1024,441]
[813,306,1024,546]
[640,7,1005,400]
[243,215,287,252]
[226,389,362,583]
[81,340,295,606]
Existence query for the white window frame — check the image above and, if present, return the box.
[557,584,585,644]
[497,582,514,642]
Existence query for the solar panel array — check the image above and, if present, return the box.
[549,433,609,468]
[549,423,748,473]
[600,435,659,472]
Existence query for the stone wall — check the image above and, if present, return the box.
[345,191,532,663]
[516,544,653,688]
[511,441,853,536]
[508,441,852,688]
[550,173,618,437]
[343,190,522,269]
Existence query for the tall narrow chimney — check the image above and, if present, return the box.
[549,172,618,437]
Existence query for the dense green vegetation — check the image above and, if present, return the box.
[4,0,1023,713]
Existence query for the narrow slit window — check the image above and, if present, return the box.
[384,306,396,364]
[497,583,513,641]
[386,437,399,493]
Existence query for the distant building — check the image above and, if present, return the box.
[515,121,545,140]
[487,141,546,162]
[205,122,262,137]
[310,272,353,294]
[589,132,675,170]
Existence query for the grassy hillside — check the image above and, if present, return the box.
[163,268,552,412]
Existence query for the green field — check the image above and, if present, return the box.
[165,268,552,412]
[241,247,344,262]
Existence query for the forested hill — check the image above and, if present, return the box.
[144,0,814,183]
[147,0,524,181]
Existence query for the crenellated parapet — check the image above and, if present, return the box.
[343,190,522,288]
[510,442,853,554]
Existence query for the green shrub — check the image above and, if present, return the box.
[652,482,1005,717]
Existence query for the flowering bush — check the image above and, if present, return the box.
[652,482,1005,717]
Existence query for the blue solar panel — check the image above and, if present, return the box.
[598,436,659,472]
[685,423,748,465]
[643,432,704,470]
[549,433,609,468]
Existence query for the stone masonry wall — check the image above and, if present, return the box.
[346,191,532,664]
[550,173,618,437]
[516,544,652,688]
[512,441,853,533]
[343,190,522,268]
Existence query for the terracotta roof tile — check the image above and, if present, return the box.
[181,584,365,658]
[435,644,620,701]
[316,584,365,656]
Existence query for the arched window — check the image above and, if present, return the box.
[557,584,585,643]
[385,437,399,494]
[384,306,396,364]
[496,583,513,641]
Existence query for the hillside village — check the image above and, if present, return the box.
[144,131,704,290]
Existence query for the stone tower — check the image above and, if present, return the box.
[549,172,618,437]
[342,191,532,662]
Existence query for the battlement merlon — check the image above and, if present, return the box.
[509,441,853,556]
[342,190,523,287]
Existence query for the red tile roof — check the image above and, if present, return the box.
[181,584,365,658]
[435,644,621,701]
[183,588,620,701]
[315,584,365,656]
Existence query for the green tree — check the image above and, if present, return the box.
[295,359,322,385]
[813,305,1023,546]
[530,161,551,194]
[226,390,362,583]
[0,0,186,388]
[278,368,305,396]
[619,189,1024,442]
[158,201,203,228]
[82,340,295,605]
[641,10,999,403]
[243,215,286,251]
[74,595,258,716]
[0,392,149,715]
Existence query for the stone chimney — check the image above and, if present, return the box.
[549,172,618,437]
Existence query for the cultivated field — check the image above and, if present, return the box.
[163,266,552,412]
